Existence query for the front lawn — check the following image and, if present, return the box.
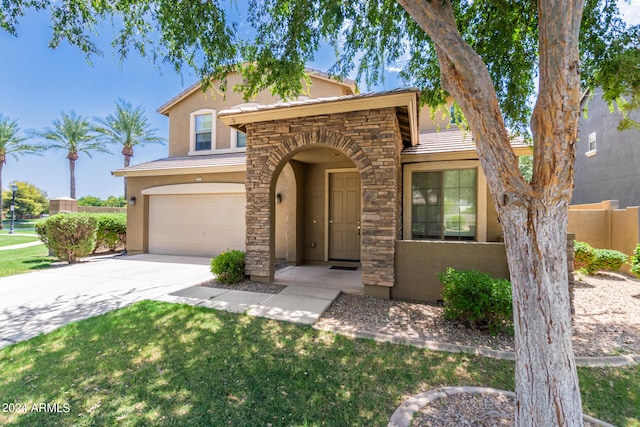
[0,244,55,277]
[1,301,638,426]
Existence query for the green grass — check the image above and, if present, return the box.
[0,244,55,277]
[0,301,638,426]
[0,235,40,247]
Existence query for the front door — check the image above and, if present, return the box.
[329,172,361,261]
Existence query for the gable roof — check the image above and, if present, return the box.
[157,68,357,116]
[219,87,421,147]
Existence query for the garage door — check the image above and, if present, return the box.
[148,193,246,257]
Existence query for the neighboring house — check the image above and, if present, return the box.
[113,69,529,301]
[572,89,640,208]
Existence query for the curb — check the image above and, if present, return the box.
[312,325,639,368]
[387,386,617,427]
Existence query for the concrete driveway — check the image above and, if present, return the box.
[0,254,212,349]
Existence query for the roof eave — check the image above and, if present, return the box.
[219,89,421,146]
[111,164,246,178]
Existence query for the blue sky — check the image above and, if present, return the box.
[1,2,638,200]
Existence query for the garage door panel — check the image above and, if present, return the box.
[149,194,246,257]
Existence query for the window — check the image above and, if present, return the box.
[230,129,247,149]
[189,109,216,154]
[411,168,477,240]
[586,132,597,157]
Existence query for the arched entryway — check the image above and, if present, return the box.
[220,99,413,298]
[274,146,362,267]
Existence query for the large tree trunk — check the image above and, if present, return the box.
[396,0,584,425]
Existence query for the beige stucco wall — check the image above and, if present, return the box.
[166,74,353,158]
[393,240,510,302]
[568,200,640,275]
[417,101,459,132]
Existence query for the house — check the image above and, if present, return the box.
[572,89,640,208]
[113,69,530,301]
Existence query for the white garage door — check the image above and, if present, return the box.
[148,193,246,257]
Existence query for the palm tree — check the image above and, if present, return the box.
[0,115,41,229]
[33,111,110,199]
[94,99,165,197]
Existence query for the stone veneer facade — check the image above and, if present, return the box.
[244,108,404,296]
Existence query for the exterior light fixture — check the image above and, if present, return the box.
[129,196,136,206]
[276,193,282,204]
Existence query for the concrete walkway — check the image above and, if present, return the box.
[0,254,213,349]
[0,240,43,250]
[154,284,340,325]
[0,254,342,349]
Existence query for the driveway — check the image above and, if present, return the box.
[0,254,212,349]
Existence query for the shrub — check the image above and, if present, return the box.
[438,268,513,335]
[210,250,246,284]
[93,213,127,252]
[574,241,627,275]
[34,222,49,247]
[40,213,98,263]
[593,249,628,273]
[573,241,594,272]
[631,244,640,276]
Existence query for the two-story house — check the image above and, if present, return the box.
[573,89,640,208]
[113,69,529,301]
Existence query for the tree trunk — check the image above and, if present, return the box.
[123,152,132,199]
[500,200,583,426]
[396,0,585,425]
[69,157,76,200]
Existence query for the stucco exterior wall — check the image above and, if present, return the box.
[393,240,510,302]
[166,74,353,158]
[573,92,640,208]
[568,200,640,275]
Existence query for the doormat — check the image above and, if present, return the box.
[329,266,358,271]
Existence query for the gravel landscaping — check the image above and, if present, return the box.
[315,271,640,357]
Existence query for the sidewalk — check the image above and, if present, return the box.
[0,241,43,251]
[153,284,340,325]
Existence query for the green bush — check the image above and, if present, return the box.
[93,213,127,252]
[34,222,49,247]
[40,213,98,263]
[574,241,627,275]
[438,268,513,335]
[631,244,640,276]
[210,250,246,284]
[593,249,628,273]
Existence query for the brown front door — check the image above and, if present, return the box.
[329,172,361,261]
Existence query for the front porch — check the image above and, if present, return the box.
[274,264,363,295]
[219,89,421,299]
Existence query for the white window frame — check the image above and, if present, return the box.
[189,109,216,155]
[229,129,247,151]
[403,160,488,242]
[586,132,597,157]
